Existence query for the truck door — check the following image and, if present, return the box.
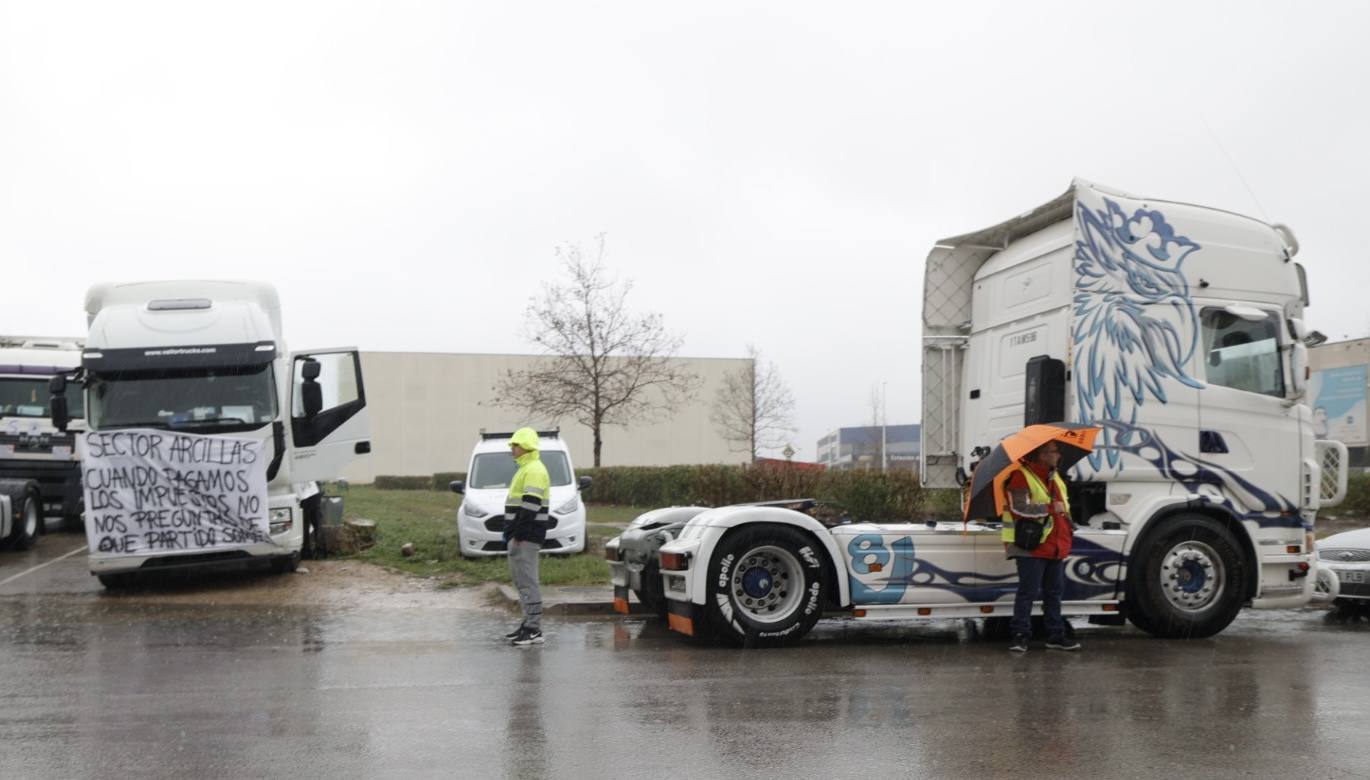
[1195,307,1302,515]
[289,349,371,483]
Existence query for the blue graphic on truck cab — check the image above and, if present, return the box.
[1072,197,1204,469]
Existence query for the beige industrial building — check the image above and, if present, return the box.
[340,351,752,482]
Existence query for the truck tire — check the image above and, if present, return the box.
[702,525,828,648]
[62,496,86,534]
[1,481,41,551]
[1125,514,1247,638]
[98,572,138,590]
[633,561,668,620]
[269,552,301,574]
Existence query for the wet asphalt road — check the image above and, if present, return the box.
[2,535,1369,779]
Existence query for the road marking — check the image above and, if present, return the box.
[0,545,87,587]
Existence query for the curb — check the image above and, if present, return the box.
[495,584,655,616]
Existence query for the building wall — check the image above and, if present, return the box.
[816,424,921,471]
[340,351,752,481]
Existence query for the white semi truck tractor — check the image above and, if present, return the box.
[0,336,86,548]
[51,281,371,587]
[620,179,1349,647]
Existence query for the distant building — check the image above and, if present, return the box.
[1309,337,1370,470]
[816,424,920,471]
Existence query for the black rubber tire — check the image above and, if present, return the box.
[701,525,828,648]
[62,495,85,534]
[1,482,41,551]
[1126,514,1247,639]
[269,552,301,574]
[97,572,138,590]
[632,561,669,621]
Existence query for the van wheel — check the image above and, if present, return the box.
[2,483,41,551]
[1126,514,1247,638]
[702,525,827,648]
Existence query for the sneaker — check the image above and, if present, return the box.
[511,627,544,646]
[1009,636,1029,653]
[504,624,525,639]
[1046,637,1082,651]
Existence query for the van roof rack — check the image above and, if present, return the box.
[479,428,561,440]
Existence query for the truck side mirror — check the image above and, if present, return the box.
[449,480,465,494]
[48,375,70,432]
[299,359,323,418]
[1289,342,1308,399]
[302,382,323,418]
[578,475,593,495]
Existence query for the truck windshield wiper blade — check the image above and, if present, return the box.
[171,417,248,427]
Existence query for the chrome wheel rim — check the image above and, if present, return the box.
[731,545,803,624]
[1160,540,1225,613]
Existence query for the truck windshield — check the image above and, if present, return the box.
[87,364,277,433]
[0,377,85,420]
[469,451,572,489]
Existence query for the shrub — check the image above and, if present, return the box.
[373,475,433,490]
[431,472,466,491]
[1342,471,1370,517]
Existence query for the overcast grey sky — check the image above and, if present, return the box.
[4,2,1369,459]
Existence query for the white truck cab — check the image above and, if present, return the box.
[59,281,371,586]
[0,337,86,538]
[640,180,1349,648]
[449,429,591,557]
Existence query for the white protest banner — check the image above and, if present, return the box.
[77,428,272,557]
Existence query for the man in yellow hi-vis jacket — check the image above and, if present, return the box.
[1001,441,1081,653]
[504,427,552,646]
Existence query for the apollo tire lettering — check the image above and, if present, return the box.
[803,581,821,616]
[799,545,820,568]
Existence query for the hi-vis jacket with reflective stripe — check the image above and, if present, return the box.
[505,449,552,545]
[1000,465,1070,547]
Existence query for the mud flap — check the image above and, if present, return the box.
[666,599,695,636]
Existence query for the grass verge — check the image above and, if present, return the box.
[334,486,650,586]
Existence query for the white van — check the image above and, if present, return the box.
[449,429,591,557]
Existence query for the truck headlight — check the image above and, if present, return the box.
[555,495,580,515]
[269,507,293,534]
[463,503,489,519]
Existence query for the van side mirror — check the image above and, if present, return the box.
[577,475,593,495]
[449,480,465,494]
[48,375,70,432]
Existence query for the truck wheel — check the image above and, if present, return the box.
[633,561,668,620]
[1,482,41,551]
[270,552,301,574]
[63,496,86,534]
[1126,514,1247,638]
[702,525,828,648]
[98,573,138,590]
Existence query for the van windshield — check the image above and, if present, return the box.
[470,451,572,489]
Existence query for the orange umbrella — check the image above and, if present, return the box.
[963,423,1102,521]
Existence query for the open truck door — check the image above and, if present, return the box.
[289,348,370,483]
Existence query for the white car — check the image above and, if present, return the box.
[449,430,591,557]
[1316,526,1370,617]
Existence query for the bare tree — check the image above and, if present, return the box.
[492,235,700,466]
[711,345,796,461]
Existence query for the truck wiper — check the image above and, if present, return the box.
[171,417,248,427]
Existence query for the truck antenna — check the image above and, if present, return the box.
[1201,114,1270,222]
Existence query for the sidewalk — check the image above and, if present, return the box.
[495,584,654,615]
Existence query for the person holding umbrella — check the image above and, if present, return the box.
[962,423,1100,653]
[1002,440,1081,652]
